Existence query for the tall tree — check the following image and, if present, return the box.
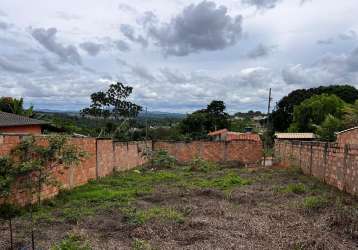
[288,94,345,133]
[0,97,34,117]
[81,82,142,138]
[180,100,229,139]
[271,85,358,132]
[342,100,358,129]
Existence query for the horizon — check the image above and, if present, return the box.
[1,0,358,113]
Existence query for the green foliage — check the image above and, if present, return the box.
[197,172,251,190]
[132,239,152,250]
[0,97,33,117]
[180,100,229,139]
[302,196,329,213]
[289,94,345,133]
[342,100,358,129]
[189,158,218,173]
[151,150,176,168]
[278,183,306,194]
[51,233,91,250]
[272,85,358,132]
[122,207,185,225]
[316,114,342,141]
[0,157,14,198]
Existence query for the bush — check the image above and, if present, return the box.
[301,196,329,213]
[189,158,218,173]
[51,233,91,250]
[151,150,176,168]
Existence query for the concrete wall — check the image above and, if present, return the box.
[274,140,358,196]
[0,135,263,205]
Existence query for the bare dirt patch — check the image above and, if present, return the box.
[1,165,358,249]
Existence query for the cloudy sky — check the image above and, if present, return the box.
[0,0,357,113]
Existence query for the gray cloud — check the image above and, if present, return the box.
[80,41,102,56]
[242,0,281,10]
[120,24,148,47]
[41,58,59,72]
[247,44,276,58]
[0,21,11,30]
[131,65,156,81]
[339,30,357,41]
[118,4,137,14]
[31,27,82,65]
[140,1,243,56]
[317,38,334,45]
[55,11,80,20]
[115,40,131,52]
[0,56,33,74]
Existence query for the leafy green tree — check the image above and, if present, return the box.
[0,157,20,250]
[316,114,342,141]
[342,100,358,129]
[81,82,142,138]
[288,94,345,133]
[272,85,358,132]
[0,97,34,117]
[9,135,86,249]
[180,100,229,139]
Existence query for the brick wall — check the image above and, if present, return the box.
[0,135,263,205]
[0,125,42,134]
[154,140,263,165]
[336,128,358,145]
[274,140,358,196]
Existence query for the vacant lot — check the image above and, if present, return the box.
[1,162,358,250]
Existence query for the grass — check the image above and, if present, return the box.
[122,206,185,225]
[195,171,251,190]
[51,233,91,250]
[132,239,152,250]
[277,183,306,194]
[301,196,330,213]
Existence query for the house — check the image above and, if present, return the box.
[0,111,48,134]
[275,132,317,141]
[336,127,358,145]
[208,129,261,142]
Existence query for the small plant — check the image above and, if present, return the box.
[189,157,218,173]
[151,150,176,168]
[301,196,330,213]
[197,172,251,190]
[51,233,91,250]
[132,239,152,250]
[278,183,306,194]
[122,206,185,225]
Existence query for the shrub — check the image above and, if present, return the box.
[151,150,176,168]
[51,233,91,250]
[301,196,329,213]
[189,157,218,173]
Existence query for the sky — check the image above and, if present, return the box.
[0,0,358,114]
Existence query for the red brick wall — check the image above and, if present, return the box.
[113,141,151,171]
[274,140,358,196]
[0,125,42,134]
[336,128,358,145]
[154,140,263,165]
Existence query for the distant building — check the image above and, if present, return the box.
[336,127,358,145]
[0,111,48,134]
[208,129,261,142]
[275,132,317,141]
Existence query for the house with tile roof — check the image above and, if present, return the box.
[208,129,261,142]
[0,111,48,134]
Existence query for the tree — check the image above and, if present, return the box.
[271,85,358,132]
[9,135,86,249]
[180,100,229,139]
[0,97,34,117]
[81,82,142,138]
[342,100,358,129]
[0,157,20,250]
[288,94,345,133]
[316,114,343,141]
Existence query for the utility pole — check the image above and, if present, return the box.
[263,88,272,167]
[145,106,148,141]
